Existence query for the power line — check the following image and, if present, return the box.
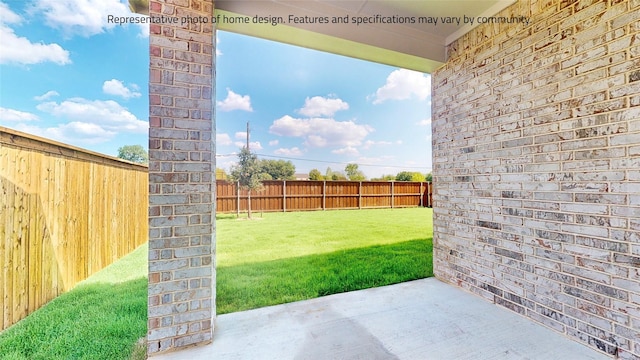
[216,152,430,170]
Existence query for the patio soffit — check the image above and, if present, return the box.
[131,0,515,73]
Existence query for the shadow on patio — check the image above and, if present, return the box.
[153,278,609,360]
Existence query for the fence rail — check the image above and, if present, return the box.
[0,127,148,330]
[216,180,432,213]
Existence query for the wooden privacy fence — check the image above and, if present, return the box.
[217,180,432,213]
[0,127,148,330]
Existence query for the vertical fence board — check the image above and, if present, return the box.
[0,127,148,331]
[27,150,39,315]
[0,148,7,330]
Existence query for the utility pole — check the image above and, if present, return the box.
[246,121,251,218]
[246,121,250,150]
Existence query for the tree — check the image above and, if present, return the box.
[345,163,366,181]
[325,167,334,180]
[395,171,412,181]
[411,172,426,182]
[395,171,425,182]
[229,147,263,219]
[331,171,347,180]
[258,159,295,180]
[216,168,228,180]
[308,169,323,180]
[371,174,395,181]
[117,145,148,164]
[426,172,433,182]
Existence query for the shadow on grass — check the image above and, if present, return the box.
[0,278,147,360]
[217,213,240,220]
[217,238,433,314]
[216,213,267,221]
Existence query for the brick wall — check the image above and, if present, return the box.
[147,0,215,355]
[432,0,639,358]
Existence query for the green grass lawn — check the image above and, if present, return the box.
[0,243,148,360]
[216,207,433,313]
[0,207,432,359]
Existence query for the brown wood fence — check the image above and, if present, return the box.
[0,127,148,330]
[216,180,432,213]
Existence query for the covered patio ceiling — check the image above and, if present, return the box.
[130,0,516,73]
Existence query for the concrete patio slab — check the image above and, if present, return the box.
[153,278,610,360]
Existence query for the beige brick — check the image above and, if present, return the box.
[433,1,640,357]
[610,82,640,98]
[575,52,626,75]
[148,0,215,356]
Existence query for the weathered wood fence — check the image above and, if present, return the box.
[216,180,432,213]
[0,127,148,330]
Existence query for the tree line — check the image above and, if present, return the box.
[117,144,432,183]
[308,165,431,182]
[216,160,432,183]
[118,144,432,219]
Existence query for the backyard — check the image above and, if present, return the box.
[0,208,433,359]
[216,208,434,313]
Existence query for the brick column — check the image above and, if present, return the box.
[147,0,215,355]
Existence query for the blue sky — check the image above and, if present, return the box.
[0,0,432,178]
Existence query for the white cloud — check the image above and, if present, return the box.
[217,89,253,112]
[36,97,148,134]
[0,1,20,23]
[268,140,279,146]
[216,157,235,172]
[372,69,431,104]
[362,140,393,150]
[234,141,262,150]
[0,2,71,65]
[34,91,60,101]
[269,115,373,148]
[417,118,432,126]
[0,107,39,122]
[136,20,149,38]
[4,96,146,145]
[216,34,222,56]
[217,133,232,146]
[232,130,260,149]
[274,147,303,156]
[31,0,143,37]
[9,122,116,145]
[331,146,359,156]
[357,155,394,165]
[58,121,116,138]
[298,95,348,117]
[103,79,141,99]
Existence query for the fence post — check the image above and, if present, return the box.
[236,180,240,217]
[283,180,286,212]
[358,181,362,209]
[322,180,326,210]
[391,181,394,208]
[420,182,423,207]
